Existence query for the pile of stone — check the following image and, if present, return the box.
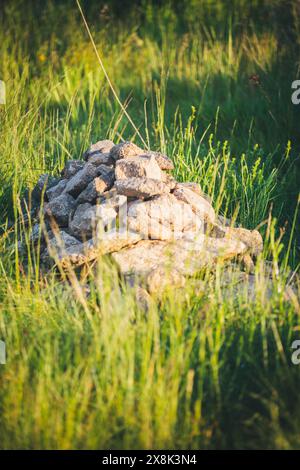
[24,139,264,295]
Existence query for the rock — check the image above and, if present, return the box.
[48,230,80,250]
[77,173,115,205]
[143,151,174,170]
[62,160,85,179]
[115,177,170,199]
[112,240,168,277]
[97,165,115,185]
[46,179,67,201]
[44,193,76,226]
[134,286,152,311]
[115,155,162,181]
[218,214,232,227]
[128,216,174,241]
[175,181,202,195]
[173,186,215,223]
[32,174,61,202]
[83,139,115,160]
[225,227,263,256]
[69,202,117,240]
[42,231,81,265]
[88,152,115,166]
[112,233,247,290]
[162,173,176,190]
[109,141,144,161]
[127,193,202,240]
[64,163,99,198]
[54,230,141,268]
[175,182,212,204]
[146,265,186,294]
[29,223,45,245]
[100,189,128,212]
[22,138,268,304]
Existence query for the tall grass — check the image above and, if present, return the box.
[0,0,299,449]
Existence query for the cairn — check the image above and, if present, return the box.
[23,139,263,295]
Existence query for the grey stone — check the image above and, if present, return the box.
[42,231,81,265]
[64,163,99,197]
[83,139,115,160]
[115,177,170,199]
[69,202,117,240]
[29,223,45,245]
[97,165,115,185]
[46,179,67,201]
[87,152,115,166]
[109,141,145,161]
[77,174,115,205]
[44,193,76,226]
[115,155,162,181]
[62,160,85,179]
[32,174,61,202]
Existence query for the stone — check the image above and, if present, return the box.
[162,173,176,190]
[87,152,115,166]
[109,141,144,161]
[175,181,202,195]
[42,231,81,265]
[46,179,67,201]
[77,174,114,205]
[32,174,61,202]
[97,165,115,185]
[29,223,45,245]
[112,232,247,290]
[44,193,76,226]
[112,240,168,277]
[115,177,170,199]
[100,189,128,212]
[64,163,99,197]
[225,227,263,256]
[115,155,162,181]
[69,202,117,240]
[62,160,85,179]
[173,186,215,223]
[127,193,202,240]
[134,286,152,311]
[143,151,174,170]
[218,214,232,227]
[146,266,186,294]
[23,139,268,303]
[54,230,141,268]
[83,139,115,160]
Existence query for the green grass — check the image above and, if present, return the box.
[0,0,300,449]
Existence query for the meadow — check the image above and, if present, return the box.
[0,0,300,449]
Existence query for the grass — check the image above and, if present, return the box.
[0,0,300,449]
